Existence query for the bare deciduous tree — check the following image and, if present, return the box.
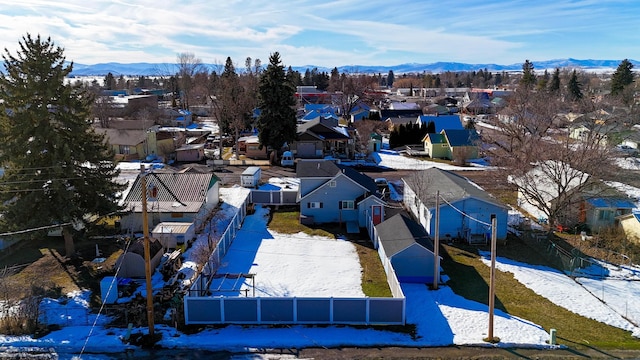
[176,52,206,110]
[484,89,627,230]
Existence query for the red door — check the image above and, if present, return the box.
[372,205,382,225]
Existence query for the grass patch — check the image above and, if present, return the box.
[352,238,392,297]
[441,238,640,350]
[268,209,336,238]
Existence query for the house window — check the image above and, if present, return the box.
[598,210,612,221]
[339,200,355,210]
[329,181,337,188]
[119,145,131,154]
[308,202,323,209]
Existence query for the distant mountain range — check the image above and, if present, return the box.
[68,58,640,77]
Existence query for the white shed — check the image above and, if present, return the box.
[152,222,195,250]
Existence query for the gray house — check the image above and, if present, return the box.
[403,168,508,243]
[297,160,386,231]
[374,214,437,283]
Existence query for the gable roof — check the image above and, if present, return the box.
[296,160,341,178]
[124,171,218,213]
[423,133,446,144]
[405,167,506,209]
[441,129,480,147]
[96,128,146,146]
[297,160,380,198]
[375,213,433,256]
[297,118,350,139]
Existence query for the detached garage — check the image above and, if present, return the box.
[375,214,437,283]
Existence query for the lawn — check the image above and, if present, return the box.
[441,237,640,350]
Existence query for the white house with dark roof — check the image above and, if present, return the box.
[120,171,219,233]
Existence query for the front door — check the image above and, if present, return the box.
[372,205,382,225]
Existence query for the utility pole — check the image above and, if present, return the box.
[141,172,155,336]
[488,214,497,341]
[433,191,440,290]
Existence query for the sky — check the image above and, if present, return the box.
[0,1,637,69]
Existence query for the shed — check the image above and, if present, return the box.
[115,238,164,278]
[152,222,195,250]
[375,214,437,283]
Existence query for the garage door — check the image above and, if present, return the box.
[297,142,318,158]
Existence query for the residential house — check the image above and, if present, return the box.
[120,170,220,233]
[422,129,480,160]
[291,118,353,159]
[403,168,508,243]
[175,143,205,162]
[374,214,437,283]
[237,135,269,159]
[416,115,463,133]
[296,160,386,231]
[162,108,193,127]
[580,196,635,232]
[95,120,180,162]
[511,161,633,231]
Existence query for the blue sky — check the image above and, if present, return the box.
[0,0,637,68]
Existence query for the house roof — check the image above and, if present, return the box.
[375,213,433,256]
[124,171,218,213]
[296,160,341,178]
[297,118,350,140]
[296,160,380,197]
[127,237,163,257]
[152,221,194,235]
[423,133,446,144]
[417,115,463,133]
[442,129,480,147]
[405,167,506,209]
[96,128,146,146]
[586,197,636,209]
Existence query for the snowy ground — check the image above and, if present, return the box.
[2,152,640,358]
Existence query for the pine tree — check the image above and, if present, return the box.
[548,68,561,93]
[0,34,125,256]
[610,59,634,96]
[256,52,297,160]
[567,70,583,101]
[520,60,536,88]
[387,70,395,88]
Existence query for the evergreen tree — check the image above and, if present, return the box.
[610,59,634,96]
[387,70,395,87]
[426,121,436,134]
[256,52,297,160]
[103,72,115,90]
[567,70,583,101]
[0,34,125,256]
[548,68,561,93]
[520,60,536,88]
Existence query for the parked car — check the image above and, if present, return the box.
[375,178,389,198]
[281,151,294,167]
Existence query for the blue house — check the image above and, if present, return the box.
[416,115,463,133]
[403,168,508,243]
[297,160,386,231]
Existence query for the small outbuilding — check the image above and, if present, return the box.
[152,222,195,250]
[115,237,164,278]
[374,213,437,283]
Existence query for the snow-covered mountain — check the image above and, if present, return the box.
[67,58,639,76]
